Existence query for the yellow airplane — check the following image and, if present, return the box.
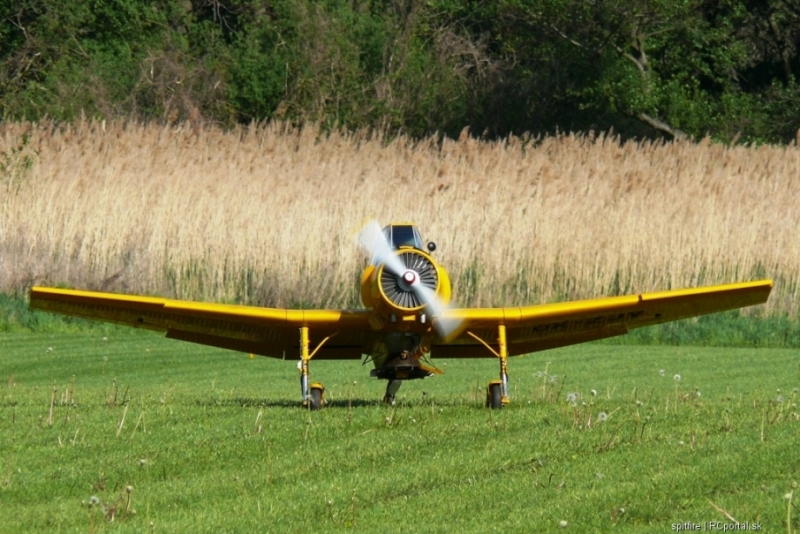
[29,222,772,410]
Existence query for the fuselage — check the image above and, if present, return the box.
[358,223,451,379]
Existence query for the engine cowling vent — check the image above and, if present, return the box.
[379,251,438,310]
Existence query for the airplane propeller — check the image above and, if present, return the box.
[357,220,406,277]
[357,220,462,340]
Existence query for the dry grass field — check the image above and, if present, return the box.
[1,120,798,314]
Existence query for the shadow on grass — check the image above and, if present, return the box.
[194,396,485,409]
[194,397,385,408]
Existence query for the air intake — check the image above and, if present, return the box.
[379,251,438,310]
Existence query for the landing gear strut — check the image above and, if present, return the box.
[470,324,510,409]
[298,327,335,410]
[383,379,402,405]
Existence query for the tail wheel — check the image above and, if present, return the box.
[309,386,324,410]
[487,382,503,410]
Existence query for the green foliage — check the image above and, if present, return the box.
[2,0,800,141]
[0,294,122,333]
[609,310,800,349]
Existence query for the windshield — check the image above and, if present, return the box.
[382,225,423,249]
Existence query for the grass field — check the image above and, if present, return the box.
[1,330,798,532]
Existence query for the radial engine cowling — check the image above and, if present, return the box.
[360,249,451,317]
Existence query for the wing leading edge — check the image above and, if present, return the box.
[29,287,371,359]
[432,279,773,358]
[30,279,773,360]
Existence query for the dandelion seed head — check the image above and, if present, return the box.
[89,495,100,506]
[590,389,597,397]
[102,337,108,341]
[673,374,681,382]
[125,485,133,494]
[785,492,793,501]
[636,400,643,407]
[139,458,147,466]
[597,412,608,422]
[777,395,785,403]
[559,520,568,528]
[566,393,577,403]
[659,369,665,377]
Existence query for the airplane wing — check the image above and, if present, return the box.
[431,280,773,358]
[28,287,371,359]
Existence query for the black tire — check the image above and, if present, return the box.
[488,383,503,410]
[309,388,323,410]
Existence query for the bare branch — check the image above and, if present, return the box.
[550,25,594,53]
[615,44,646,74]
[638,112,688,140]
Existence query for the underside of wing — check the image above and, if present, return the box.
[431,279,773,358]
[29,287,372,359]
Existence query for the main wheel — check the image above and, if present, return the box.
[487,383,503,409]
[309,388,323,410]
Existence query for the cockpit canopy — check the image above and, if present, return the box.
[382,224,424,250]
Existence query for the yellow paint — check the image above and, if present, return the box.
[498,324,508,359]
[30,274,773,367]
[360,265,376,308]
[307,333,338,359]
[300,327,309,361]
[466,331,500,358]
[640,279,772,301]
[439,280,772,327]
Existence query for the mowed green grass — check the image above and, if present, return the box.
[1,330,798,533]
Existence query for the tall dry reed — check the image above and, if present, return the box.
[1,120,797,315]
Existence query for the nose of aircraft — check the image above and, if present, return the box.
[402,270,417,285]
